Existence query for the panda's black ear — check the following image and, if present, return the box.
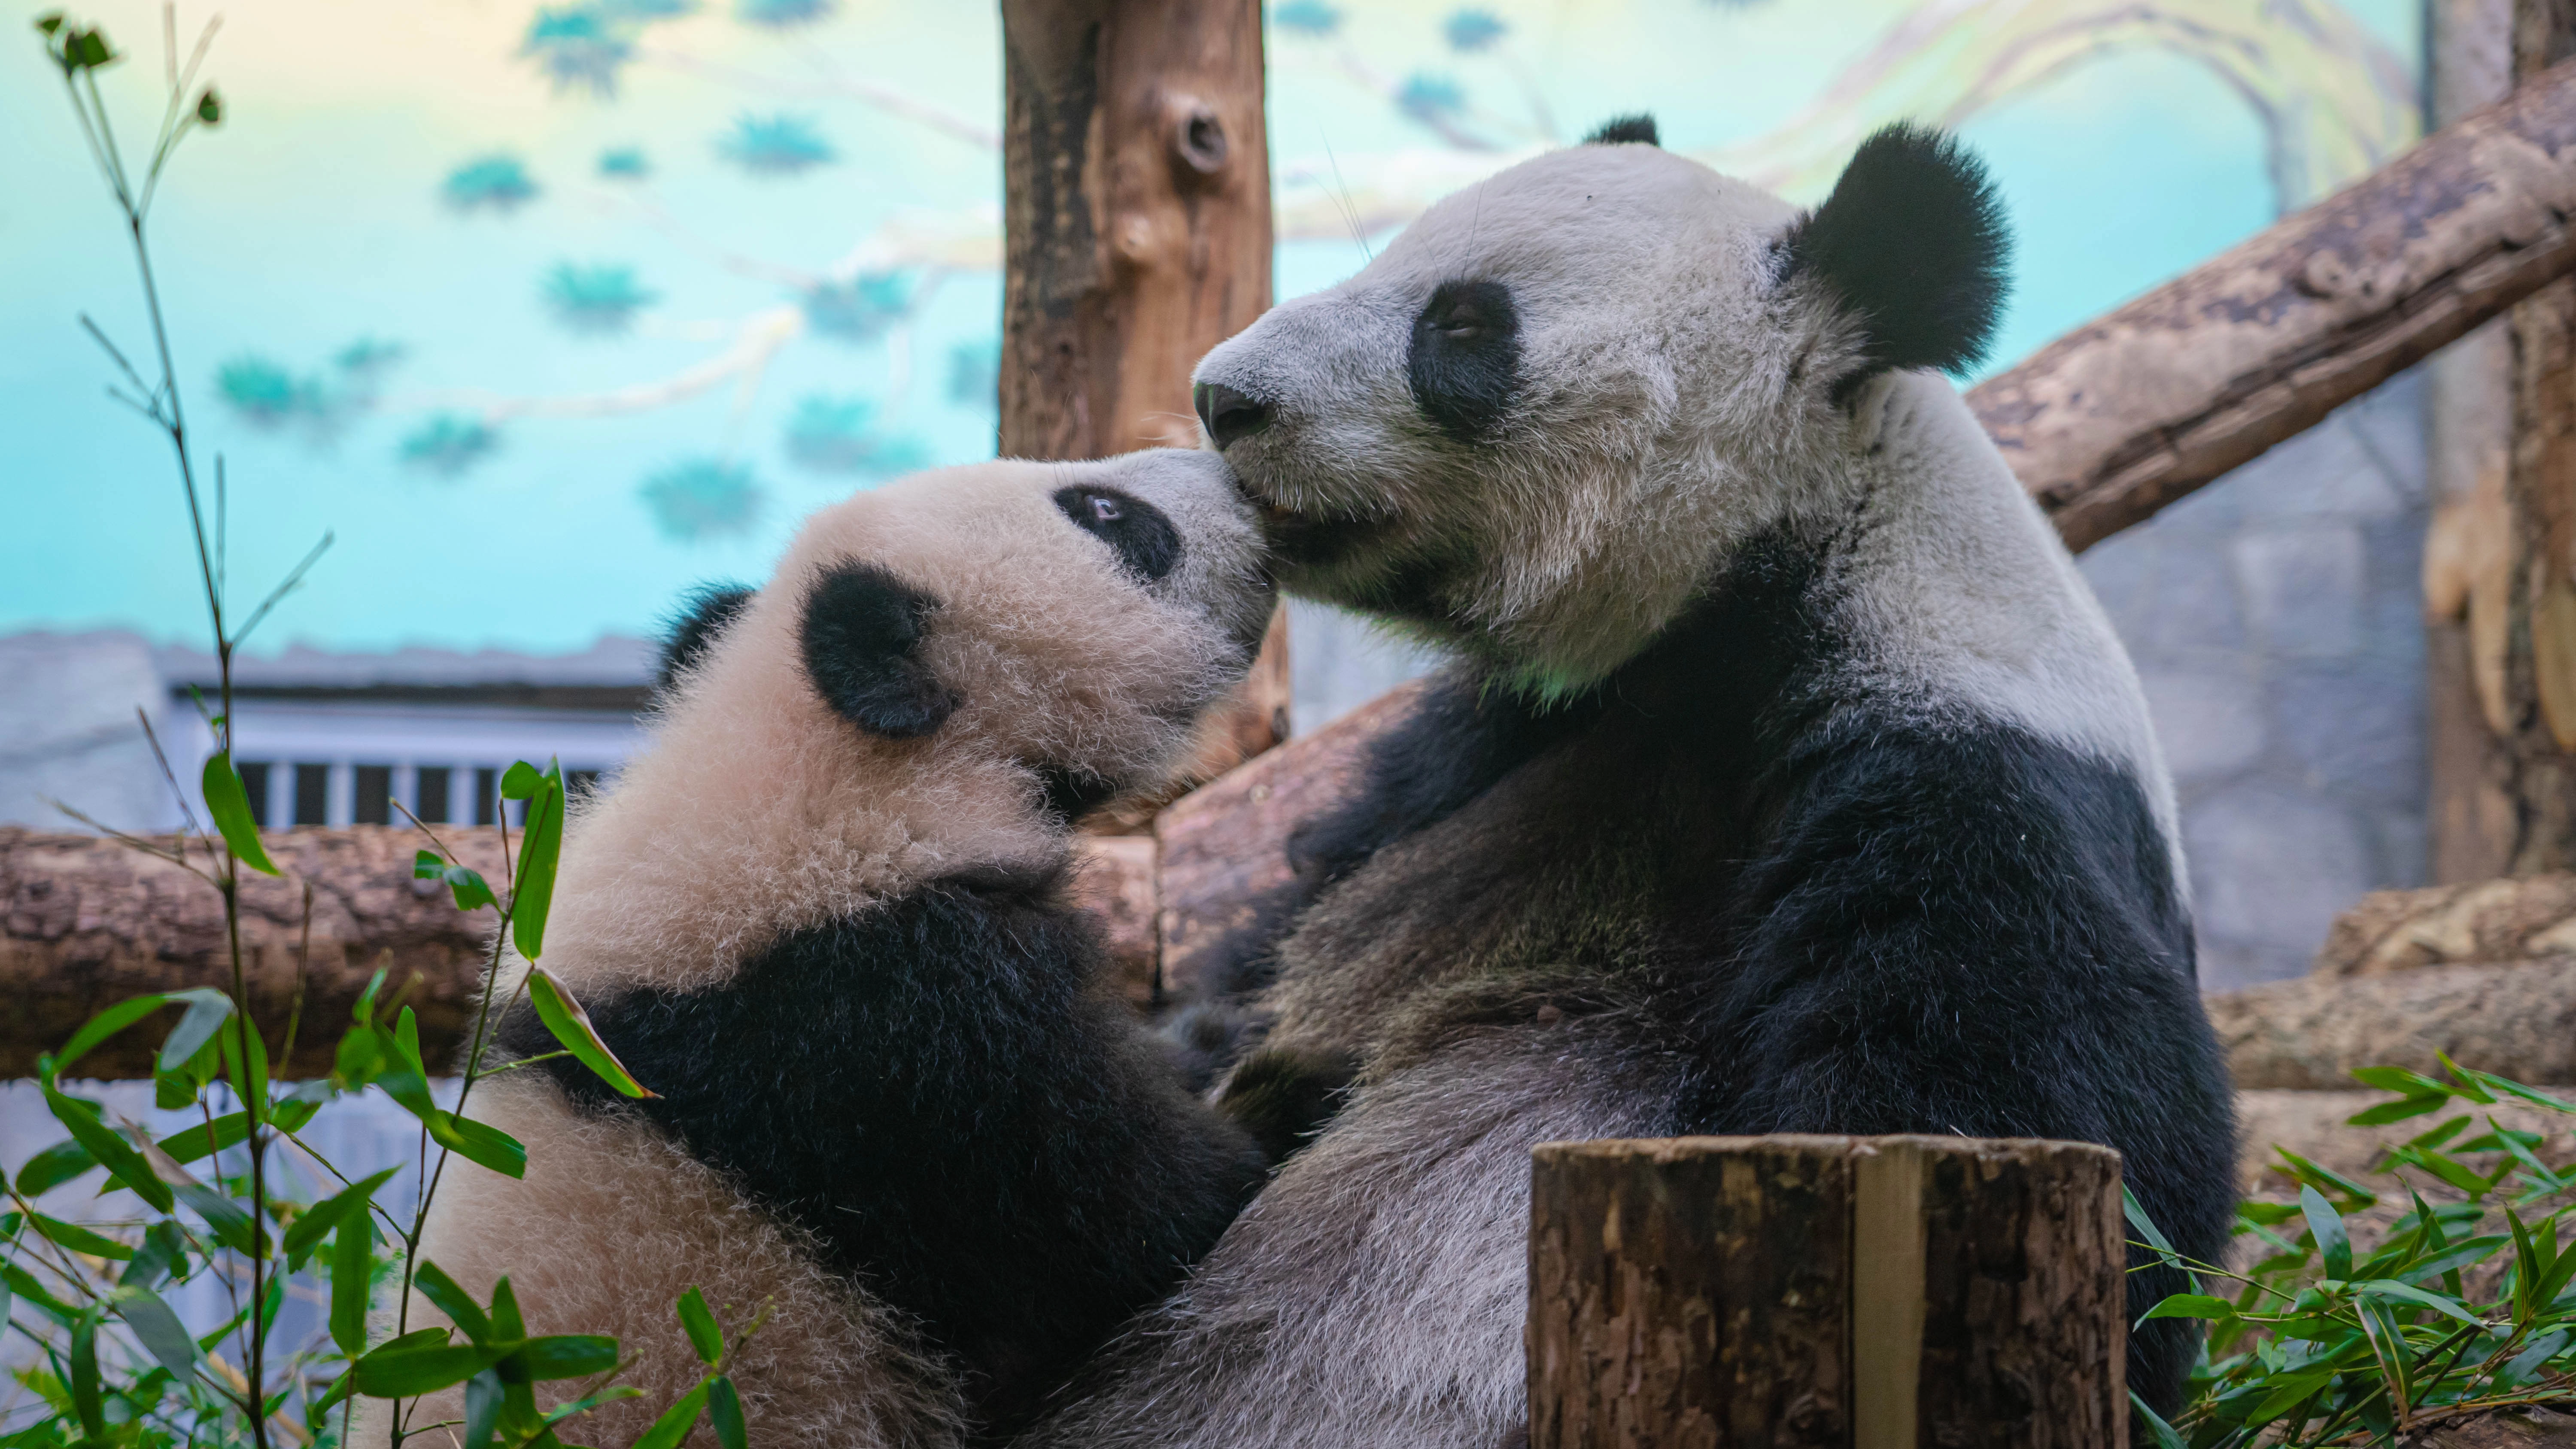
[656,583,755,692]
[799,562,959,739]
[1583,113,1659,146]
[1781,123,2009,393]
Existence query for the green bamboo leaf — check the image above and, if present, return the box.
[2500,1327,2575,1388]
[2352,1066,2453,1097]
[531,967,653,1099]
[67,1310,103,1439]
[352,1340,505,1398]
[2468,1072,2576,1114]
[490,1274,527,1343]
[52,994,169,1076]
[3,1262,77,1325]
[708,1375,746,1449]
[121,1221,187,1293]
[329,1214,376,1355]
[200,750,280,874]
[499,761,544,800]
[282,1167,398,1265]
[632,1382,711,1449]
[178,1182,258,1255]
[157,988,234,1073]
[428,1111,528,1179]
[2348,1093,2449,1127]
[14,1138,96,1197]
[415,1261,496,1344]
[2404,1234,2510,1282]
[218,1012,269,1128]
[2352,1278,2483,1325]
[2301,1185,2352,1282]
[159,1110,248,1167]
[41,1076,171,1213]
[2138,1294,2235,1322]
[464,1367,506,1449]
[113,1285,200,1377]
[512,764,565,961]
[2275,1148,2379,1207]
[354,967,389,1026]
[512,1335,619,1382]
[677,1285,721,1365]
[194,87,220,125]
[33,1212,132,1261]
[2437,1052,2497,1103]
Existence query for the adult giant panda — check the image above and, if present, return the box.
[1025,120,2235,1445]
[373,452,1275,1447]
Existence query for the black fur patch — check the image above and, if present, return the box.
[799,561,959,738]
[1217,1046,1358,1165]
[1035,764,1119,824]
[1582,113,1659,146]
[1052,485,1182,583]
[655,583,753,691]
[492,871,1267,1434]
[1189,525,2234,1415]
[1409,279,1522,443]
[1782,123,2010,396]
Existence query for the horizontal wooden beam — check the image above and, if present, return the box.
[1984,53,2576,550]
[0,826,1158,1078]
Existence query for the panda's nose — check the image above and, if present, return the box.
[1193,382,1275,451]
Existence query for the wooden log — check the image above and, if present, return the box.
[0,826,1160,1078]
[1986,53,2576,551]
[1526,1135,2126,1449]
[2206,958,2576,1088]
[999,0,1289,778]
[1160,61,2576,962]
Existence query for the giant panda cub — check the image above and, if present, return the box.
[1023,121,2234,1445]
[379,451,1274,1447]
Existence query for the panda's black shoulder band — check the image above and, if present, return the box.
[656,583,754,691]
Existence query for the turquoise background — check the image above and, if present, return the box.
[0,0,2421,655]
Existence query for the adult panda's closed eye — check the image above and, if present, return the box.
[1409,279,1521,443]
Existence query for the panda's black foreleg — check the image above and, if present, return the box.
[488,867,1269,1435]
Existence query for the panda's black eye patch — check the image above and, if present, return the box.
[1052,485,1182,583]
[1409,279,1520,444]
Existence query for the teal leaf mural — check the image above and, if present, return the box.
[400,415,503,477]
[598,146,650,179]
[521,6,635,97]
[784,396,929,479]
[543,262,659,336]
[639,460,765,543]
[441,155,539,214]
[719,114,835,176]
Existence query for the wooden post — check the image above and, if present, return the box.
[998,0,1290,777]
[2429,0,2576,879]
[1527,1135,2127,1449]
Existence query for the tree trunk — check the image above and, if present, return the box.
[999,0,1287,781]
[2430,0,2576,879]
[1526,1136,2126,1449]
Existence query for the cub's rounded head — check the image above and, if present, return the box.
[1191,117,2009,697]
[662,449,1272,817]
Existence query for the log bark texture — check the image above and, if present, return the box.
[999,0,1288,774]
[1527,1135,2125,1449]
[1981,52,2576,551]
[2207,958,2576,1088]
[0,827,1160,1077]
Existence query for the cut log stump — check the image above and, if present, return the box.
[1526,1135,2126,1449]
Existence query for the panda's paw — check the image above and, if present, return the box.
[1217,1046,1360,1167]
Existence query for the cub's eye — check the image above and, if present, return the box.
[1087,493,1123,524]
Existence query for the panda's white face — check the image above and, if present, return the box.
[1193,128,2006,696]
